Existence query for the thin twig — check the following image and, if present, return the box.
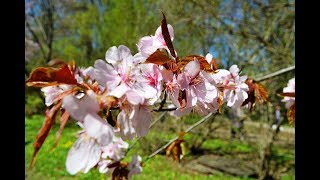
[145,112,214,161]
[255,66,295,82]
[157,91,167,111]
[149,112,167,128]
[126,112,167,152]
[153,107,176,112]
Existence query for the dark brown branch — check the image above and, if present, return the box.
[157,91,167,111]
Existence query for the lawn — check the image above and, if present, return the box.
[25,114,294,180]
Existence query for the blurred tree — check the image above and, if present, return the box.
[25,0,294,118]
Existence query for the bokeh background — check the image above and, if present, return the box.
[25,0,295,179]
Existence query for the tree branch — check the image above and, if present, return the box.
[145,112,214,161]
[25,19,47,60]
[255,66,295,82]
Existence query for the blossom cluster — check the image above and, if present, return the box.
[282,77,295,109]
[27,21,251,178]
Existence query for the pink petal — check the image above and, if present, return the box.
[109,83,129,98]
[117,110,136,140]
[62,91,99,122]
[205,53,213,64]
[177,73,189,90]
[131,105,151,137]
[83,113,114,146]
[229,65,240,77]
[66,133,101,175]
[184,59,200,79]
[93,59,121,89]
[161,69,173,82]
[126,90,145,105]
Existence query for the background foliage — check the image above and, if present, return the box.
[25,0,294,179]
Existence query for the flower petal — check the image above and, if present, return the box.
[184,59,200,79]
[83,113,114,146]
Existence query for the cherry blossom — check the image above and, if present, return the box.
[62,90,114,146]
[213,65,249,109]
[101,136,129,161]
[128,155,143,178]
[66,131,102,175]
[137,24,176,58]
[282,77,295,108]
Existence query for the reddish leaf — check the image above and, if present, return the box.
[166,132,186,162]
[278,92,295,98]
[242,79,256,110]
[254,82,269,103]
[161,12,176,58]
[178,55,215,73]
[287,104,295,124]
[217,91,224,113]
[166,139,184,162]
[242,79,269,111]
[51,110,70,150]
[178,89,187,109]
[145,49,172,65]
[163,60,178,72]
[30,101,62,168]
[26,64,78,87]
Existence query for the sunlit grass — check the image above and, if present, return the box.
[25,114,294,180]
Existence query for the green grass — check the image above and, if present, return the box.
[201,139,254,154]
[25,114,293,179]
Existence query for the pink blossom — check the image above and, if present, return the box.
[137,64,163,105]
[62,90,114,146]
[101,136,129,161]
[116,104,152,140]
[66,132,101,175]
[282,77,295,108]
[75,66,95,84]
[116,108,136,140]
[175,59,206,114]
[40,83,74,107]
[162,68,180,107]
[97,160,113,174]
[137,24,176,58]
[128,155,142,178]
[41,86,64,107]
[213,65,249,109]
[131,105,152,137]
[94,45,158,105]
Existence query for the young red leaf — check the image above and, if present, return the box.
[287,104,295,124]
[254,82,269,103]
[166,139,184,162]
[278,92,295,98]
[242,79,269,111]
[178,89,187,109]
[178,55,215,73]
[242,79,256,111]
[30,101,62,168]
[51,109,70,150]
[163,60,179,73]
[26,64,78,87]
[144,49,171,65]
[161,12,176,58]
